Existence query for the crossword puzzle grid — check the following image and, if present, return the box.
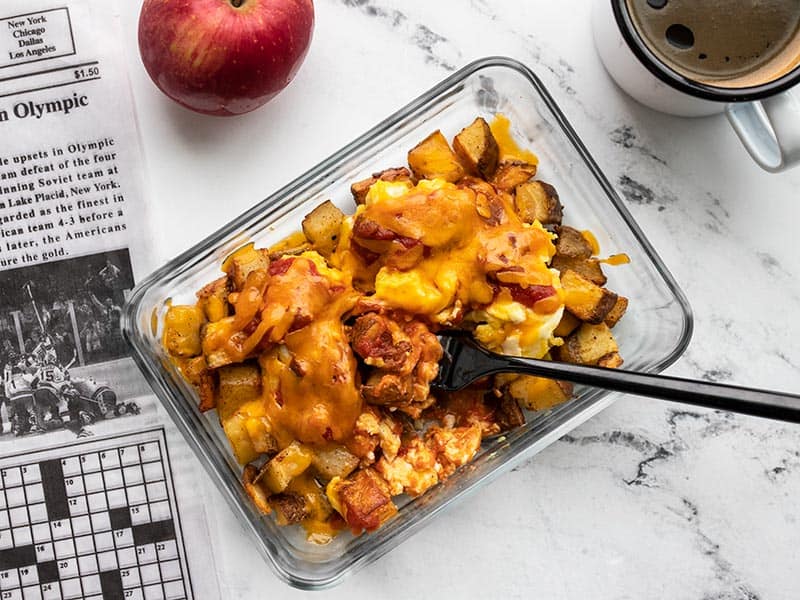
[0,431,191,600]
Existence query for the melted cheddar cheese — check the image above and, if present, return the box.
[334,178,564,359]
[256,254,361,447]
[161,115,624,541]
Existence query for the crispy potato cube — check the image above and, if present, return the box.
[262,441,314,493]
[217,363,272,464]
[181,356,216,411]
[287,477,335,526]
[203,324,239,370]
[242,464,272,514]
[598,351,624,368]
[350,178,375,205]
[351,167,413,205]
[223,414,259,465]
[407,130,465,182]
[514,180,563,226]
[551,255,607,286]
[556,322,621,366]
[329,468,397,533]
[553,311,581,338]
[244,418,279,455]
[202,295,228,324]
[217,363,262,420]
[452,117,499,178]
[604,295,629,328]
[222,243,270,291]
[312,445,360,481]
[269,492,311,526]
[505,375,574,411]
[555,226,594,258]
[196,276,230,323]
[163,305,205,357]
[561,269,618,324]
[302,200,345,258]
[493,393,526,431]
[491,160,537,192]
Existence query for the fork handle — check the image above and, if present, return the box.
[499,355,800,423]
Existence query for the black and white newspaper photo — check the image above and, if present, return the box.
[0,2,219,597]
[0,250,149,440]
[0,1,155,449]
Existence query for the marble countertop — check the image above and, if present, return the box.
[118,1,800,597]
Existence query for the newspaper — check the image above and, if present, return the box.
[0,2,219,598]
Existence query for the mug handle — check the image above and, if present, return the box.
[726,91,800,173]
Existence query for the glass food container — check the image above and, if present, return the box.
[122,56,693,590]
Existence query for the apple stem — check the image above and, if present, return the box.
[230,0,244,7]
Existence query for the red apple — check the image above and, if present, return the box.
[138,0,314,116]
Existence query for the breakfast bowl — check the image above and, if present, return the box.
[122,56,693,589]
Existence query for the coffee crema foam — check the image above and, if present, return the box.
[625,0,800,88]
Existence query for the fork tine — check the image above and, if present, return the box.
[433,332,501,392]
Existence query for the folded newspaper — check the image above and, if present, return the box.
[0,2,220,598]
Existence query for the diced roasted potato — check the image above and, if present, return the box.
[554,226,593,258]
[302,200,345,258]
[222,243,270,291]
[181,356,216,411]
[505,375,574,411]
[351,167,413,205]
[553,311,581,338]
[223,414,259,465]
[217,363,262,420]
[452,117,499,178]
[287,476,335,527]
[218,365,273,464]
[598,351,624,368]
[311,445,360,481]
[242,464,272,514]
[604,295,629,328]
[351,179,377,205]
[493,393,526,431]
[163,305,206,357]
[556,322,622,366]
[490,160,537,192]
[203,328,238,370]
[561,269,618,324]
[407,130,465,182]
[551,255,607,286]
[261,441,314,493]
[514,180,563,226]
[196,276,230,323]
[245,418,278,455]
[328,468,397,533]
[269,492,310,526]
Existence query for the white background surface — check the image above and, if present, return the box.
[118,1,800,598]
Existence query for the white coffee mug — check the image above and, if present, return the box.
[592,0,800,172]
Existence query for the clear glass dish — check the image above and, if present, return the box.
[122,56,693,590]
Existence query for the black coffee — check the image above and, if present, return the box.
[626,0,800,87]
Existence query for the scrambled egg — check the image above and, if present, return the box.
[334,177,564,360]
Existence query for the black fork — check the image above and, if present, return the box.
[433,332,800,423]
